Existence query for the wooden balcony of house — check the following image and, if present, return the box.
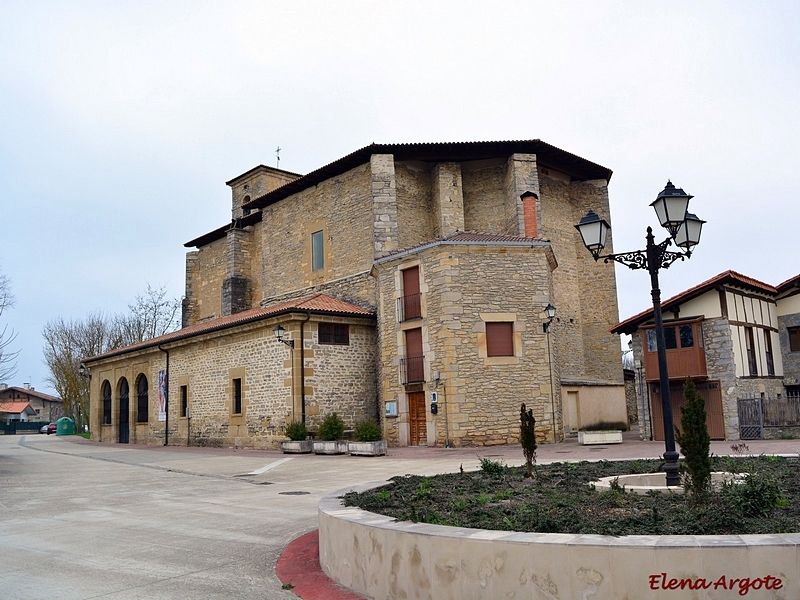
[642,319,708,382]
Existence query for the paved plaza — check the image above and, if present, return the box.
[2,432,799,599]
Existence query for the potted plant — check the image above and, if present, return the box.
[313,413,348,455]
[348,420,386,456]
[280,421,312,454]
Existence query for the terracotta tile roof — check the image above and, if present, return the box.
[375,231,549,262]
[611,270,778,335]
[776,273,800,294]
[84,293,374,363]
[0,402,35,414]
[0,387,61,402]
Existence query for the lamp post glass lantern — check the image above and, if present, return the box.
[575,181,704,486]
[274,324,294,348]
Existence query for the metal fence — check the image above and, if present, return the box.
[738,392,800,439]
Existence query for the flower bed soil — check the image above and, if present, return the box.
[342,456,800,536]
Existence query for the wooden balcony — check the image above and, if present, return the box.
[642,320,707,382]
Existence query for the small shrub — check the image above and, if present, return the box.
[318,413,345,441]
[674,379,712,499]
[354,419,382,442]
[724,474,784,517]
[284,421,308,441]
[479,457,505,478]
[520,403,537,478]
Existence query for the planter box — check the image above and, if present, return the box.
[578,430,623,445]
[280,440,312,454]
[313,440,348,455]
[347,440,387,456]
[320,483,800,600]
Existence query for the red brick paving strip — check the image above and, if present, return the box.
[277,530,368,600]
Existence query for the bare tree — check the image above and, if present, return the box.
[0,269,19,381]
[42,313,117,430]
[114,284,181,346]
[42,284,181,430]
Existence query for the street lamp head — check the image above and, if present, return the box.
[574,210,611,260]
[650,181,693,236]
[544,303,557,319]
[673,212,705,254]
[273,324,286,341]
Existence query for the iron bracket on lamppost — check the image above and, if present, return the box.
[575,181,705,487]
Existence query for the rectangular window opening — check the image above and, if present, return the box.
[233,378,242,414]
[486,322,514,357]
[745,327,758,376]
[319,323,350,345]
[311,230,324,272]
[180,385,188,418]
[789,327,800,353]
[764,331,775,376]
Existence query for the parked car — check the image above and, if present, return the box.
[39,423,57,435]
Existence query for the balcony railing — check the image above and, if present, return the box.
[397,293,422,321]
[400,356,425,384]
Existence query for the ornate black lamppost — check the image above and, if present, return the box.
[574,181,705,486]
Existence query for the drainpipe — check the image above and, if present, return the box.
[159,345,169,446]
[299,310,311,425]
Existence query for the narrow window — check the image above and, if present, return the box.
[319,323,350,345]
[645,329,657,352]
[663,326,678,350]
[404,328,424,383]
[102,381,112,425]
[136,375,149,423]
[486,322,514,357]
[401,266,421,320]
[311,230,324,271]
[764,331,775,376]
[180,385,188,418]
[679,324,694,348]
[232,378,242,414]
[789,327,800,352]
[745,327,758,376]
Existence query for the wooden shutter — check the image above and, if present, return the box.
[486,322,514,357]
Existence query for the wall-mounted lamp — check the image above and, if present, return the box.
[78,363,91,380]
[543,303,556,333]
[273,324,295,348]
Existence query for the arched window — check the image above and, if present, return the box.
[136,375,149,423]
[118,378,130,444]
[102,380,112,425]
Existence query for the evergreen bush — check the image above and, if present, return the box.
[354,420,382,442]
[319,412,345,441]
[520,403,537,478]
[284,421,308,441]
[674,378,712,498]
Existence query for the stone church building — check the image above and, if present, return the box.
[85,140,627,448]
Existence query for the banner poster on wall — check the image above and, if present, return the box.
[158,369,167,422]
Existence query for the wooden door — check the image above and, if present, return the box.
[408,392,427,446]
[651,380,725,441]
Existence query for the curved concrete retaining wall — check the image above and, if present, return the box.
[319,482,800,599]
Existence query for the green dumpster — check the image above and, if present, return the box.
[56,417,75,436]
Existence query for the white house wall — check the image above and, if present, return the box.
[679,291,722,319]
[777,294,800,317]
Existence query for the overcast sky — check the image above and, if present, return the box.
[1,1,798,395]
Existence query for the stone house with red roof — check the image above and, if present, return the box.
[85,141,627,448]
[0,384,62,422]
[613,270,800,441]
